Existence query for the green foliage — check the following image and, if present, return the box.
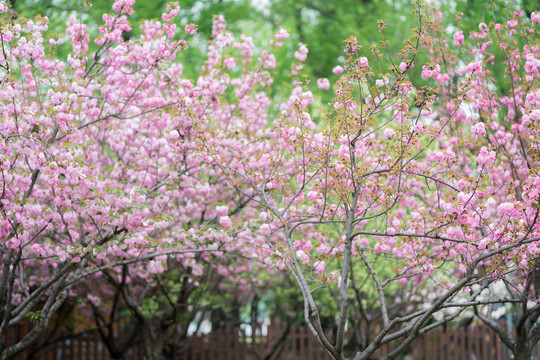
[140,297,162,318]
[26,310,43,324]
[439,0,533,97]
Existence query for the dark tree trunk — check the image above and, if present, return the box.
[514,327,532,360]
[513,346,532,360]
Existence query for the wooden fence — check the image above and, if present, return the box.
[19,332,142,360]
[13,322,540,359]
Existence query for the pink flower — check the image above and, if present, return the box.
[456,179,470,190]
[259,224,271,236]
[262,53,276,69]
[497,202,515,216]
[422,263,434,276]
[185,24,197,35]
[87,294,101,306]
[147,260,165,274]
[306,191,318,201]
[436,73,450,83]
[332,65,344,75]
[471,122,486,137]
[113,0,135,15]
[317,78,330,90]
[532,12,540,24]
[219,216,232,229]
[359,57,368,67]
[447,226,464,239]
[296,250,310,264]
[477,147,496,166]
[314,261,325,275]
[399,62,408,72]
[224,57,237,70]
[31,244,44,256]
[275,28,290,39]
[374,242,390,253]
[294,43,308,62]
[422,66,433,79]
[291,192,304,205]
[216,205,228,217]
[414,123,426,133]
[215,32,234,49]
[453,30,464,46]
[384,128,396,139]
[465,61,482,73]
[317,244,331,255]
[358,238,369,246]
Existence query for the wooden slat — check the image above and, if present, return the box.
[439,328,445,359]
[484,328,490,360]
[424,331,430,359]
[459,327,465,360]
[422,332,427,360]
[91,333,96,360]
[62,338,68,360]
[240,327,246,360]
[79,336,83,360]
[462,328,467,359]
[495,329,500,360]
[284,327,291,360]
[226,327,232,360]
[298,326,303,359]
[259,323,264,357]
[451,328,457,360]
[470,326,475,358]
[290,326,296,360]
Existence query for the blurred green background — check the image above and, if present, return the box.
[8,0,537,89]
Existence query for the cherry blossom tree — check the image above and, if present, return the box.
[0,2,270,359]
[210,3,540,360]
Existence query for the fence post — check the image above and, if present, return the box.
[242,327,247,359]
[259,322,264,357]
[291,326,297,360]
[495,328,500,360]
[468,326,474,359]
[483,327,489,360]
[439,327,445,359]
[460,327,465,360]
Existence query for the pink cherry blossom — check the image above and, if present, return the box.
[317,78,330,90]
[477,147,496,166]
[332,65,344,75]
[384,128,396,138]
[453,30,464,46]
